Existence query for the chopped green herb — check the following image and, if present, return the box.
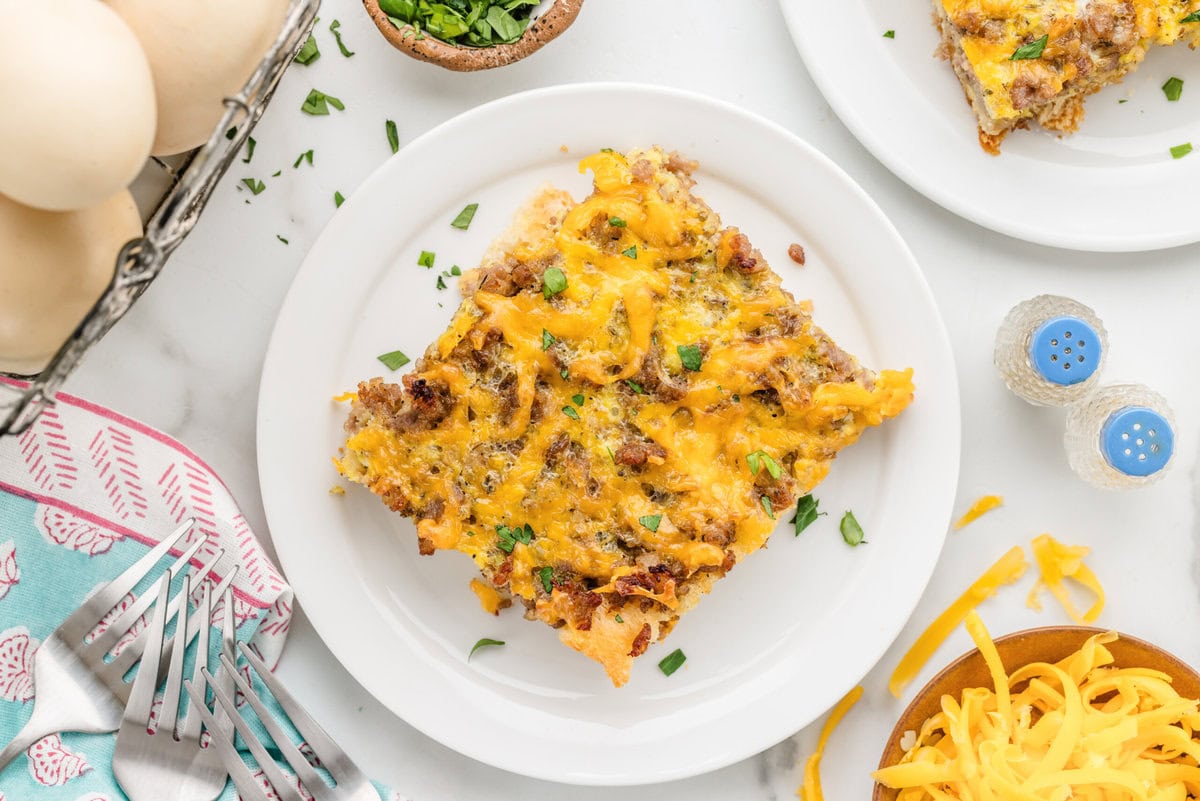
[658,648,686,676]
[242,137,256,164]
[639,514,662,533]
[1009,35,1048,61]
[494,523,534,553]
[732,393,741,403]
[677,344,703,372]
[600,147,615,153]
[840,511,866,546]
[542,329,556,350]
[615,614,623,623]
[792,494,822,536]
[377,350,410,370]
[468,638,504,659]
[377,0,539,46]
[225,127,237,140]
[293,149,314,168]
[301,89,345,116]
[334,191,345,208]
[560,368,570,380]
[450,265,462,276]
[609,217,627,228]
[1118,98,1129,104]
[626,379,645,394]
[761,496,775,519]
[451,203,479,230]
[435,275,447,290]
[330,19,355,56]
[1183,11,1200,22]
[418,250,435,268]
[276,234,288,244]
[605,445,615,462]
[466,531,475,537]
[386,119,399,154]
[883,29,895,38]
[561,405,580,420]
[294,35,320,65]
[746,450,782,480]
[621,245,638,259]
[1163,76,1184,102]
[1171,142,1193,159]
[542,267,567,298]
[241,178,265,195]
[538,566,553,594]
[690,272,697,283]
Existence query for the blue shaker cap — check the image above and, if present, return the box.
[1028,316,1101,386]
[1101,406,1174,477]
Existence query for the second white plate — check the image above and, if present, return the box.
[781,0,1200,252]
[257,83,959,785]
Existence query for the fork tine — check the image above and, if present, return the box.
[156,573,191,738]
[123,575,172,727]
[178,580,211,742]
[90,536,208,655]
[184,679,275,801]
[224,652,329,798]
[202,665,308,801]
[239,644,366,787]
[212,587,237,740]
[66,519,194,632]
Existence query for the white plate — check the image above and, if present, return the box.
[781,0,1200,251]
[256,83,960,785]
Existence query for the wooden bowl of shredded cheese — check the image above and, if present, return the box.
[873,613,1200,801]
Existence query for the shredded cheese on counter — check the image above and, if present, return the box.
[953,495,1003,530]
[889,547,1028,698]
[1027,533,1105,624]
[874,610,1200,801]
[799,685,863,801]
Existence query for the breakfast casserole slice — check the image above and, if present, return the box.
[935,0,1200,153]
[336,147,914,686]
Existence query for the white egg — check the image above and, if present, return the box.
[109,0,290,156]
[0,0,156,212]
[0,191,142,376]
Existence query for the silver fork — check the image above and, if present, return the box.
[0,519,237,770]
[113,573,236,801]
[185,643,380,801]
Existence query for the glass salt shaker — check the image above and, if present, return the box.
[994,295,1107,406]
[1064,383,1175,489]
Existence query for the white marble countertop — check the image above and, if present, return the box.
[64,0,1200,798]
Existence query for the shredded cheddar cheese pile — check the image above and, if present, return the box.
[1028,533,1105,624]
[875,611,1200,801]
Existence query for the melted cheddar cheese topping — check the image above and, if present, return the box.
[337,147,913,685]
[875,611,1200,801]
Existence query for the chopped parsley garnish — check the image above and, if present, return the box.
[1171,142,1193,159]
[242,137,256,164]
[621,245,638,259]
[435,275,447,290]
[542,329,556,350]
[1163,77,1184,102]
[658,648,686,676]
[225,127,237,140]
[418,250,435,268]
[334,191,345,208]
[293,149,314,168]
[571,393,585,407]
[745,450,782,480]
[377,350,410,370]
[495,523,534,553]
[294,35,320,65]
[451,203,479,230]
[732,393,741,402]
[609,217,627,228]
[792,494,822,536]
[615,614,623,623]
[330,19,355,56]
[276,234,289,244]
[561,405,580,420]
[761,496,775,519]
[468,638,504,659]
[560,368,570,380]
[301,89,345,116]
[600,147,614,153]
[883,29,895,38]
[377,0,538,45]
[241,178,265,195]
[626,379,645,394]
[605,445,615,462]
[840,511,865,546]
[1009,35,1048,61]
[677,344,703,372]
[386,119,400,154]
[450,265,462,276]
[538,566,553,594]
[542,267,567,298]
[1183,11,1200,22]
[639,514,662,532]
[271,170,282,177]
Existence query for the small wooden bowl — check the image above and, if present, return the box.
[362,0,585,71]
[874,625,1200,801]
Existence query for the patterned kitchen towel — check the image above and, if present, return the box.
[0,388,402,800]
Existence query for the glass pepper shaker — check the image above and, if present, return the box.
[1064,383,1175,489]
[994,295,1107,406]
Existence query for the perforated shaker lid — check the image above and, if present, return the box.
[1101,406,1174,477]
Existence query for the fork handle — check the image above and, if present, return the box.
[0,717,53,773]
